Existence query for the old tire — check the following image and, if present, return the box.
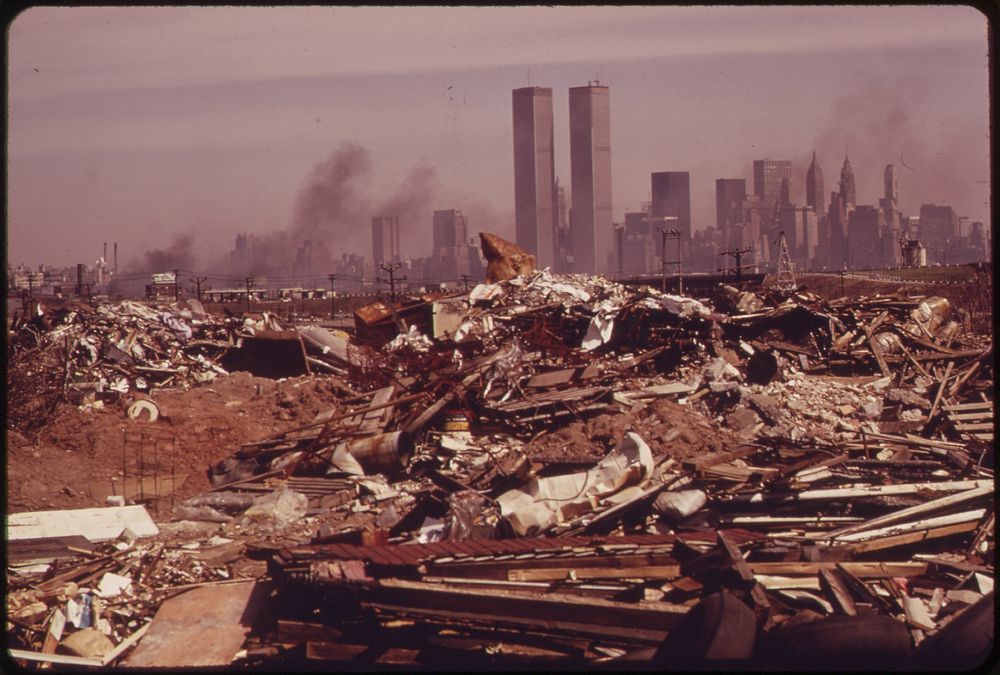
[653,591,757,666]
[755,613,913,670]
[912,591,994,671]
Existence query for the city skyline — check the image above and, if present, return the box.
[7,6,990,269]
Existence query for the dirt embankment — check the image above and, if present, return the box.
[6,372,345,514]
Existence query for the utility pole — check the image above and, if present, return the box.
[379,263,402,304]
[245,276,254,313]
[661,228,682,295]
[720,246,753,283]
[188,276,207,302]
[172,269,180,301]
[327,273,337,317]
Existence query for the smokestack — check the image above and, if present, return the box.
[103,241,107,263]
[76,263,84,295]
[114,242,118,272]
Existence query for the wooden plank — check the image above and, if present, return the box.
[926,360,954,421]
[509,564,682,582]
[954,423,994,432]
[948,412,995,421]
[101,622,150,665]
[684,445,757,471]
[365,602,669,645]
[732,479,990,504]
[843,521,979,554]
[868,333,893,378]
[823,485,992,540]
[750,562,927,577]
[8,650,103,667]
[941,402,993,412]
[820,568,857,616]
[835,509,985,543]
[371,578,688,632]
[124,580,269,667]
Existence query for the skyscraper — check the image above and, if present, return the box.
[753,159,792,209]
[371,216,400,268]
[569,83,612,273]
[651,172,691,252]
[512,87,557,267]
[716,178,746,247]
[839,156,856,208]
[432,209,466,250]
[883,164,898,210]
[805,152,824,213]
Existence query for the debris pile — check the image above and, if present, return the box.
[6,251,993,669]
[6,299,300,431]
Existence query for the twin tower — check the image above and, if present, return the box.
[513,84,612,274]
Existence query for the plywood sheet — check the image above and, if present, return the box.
[123,580,269,668]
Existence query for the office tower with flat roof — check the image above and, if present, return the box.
[753,159,792,209]
[918,203,959,264]
[569,83,612,273]
[805,152,824,213]
[513,87,557,267]
[848,205,884,269]
[716,178,746,247]
[651,172,691,257]
[371,216,400,268]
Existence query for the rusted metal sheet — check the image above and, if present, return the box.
[123,580,270,668]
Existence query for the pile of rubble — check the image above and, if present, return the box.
[6,235,993,669]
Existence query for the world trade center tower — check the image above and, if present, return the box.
[569,83,612,274]
[512,87,557,267]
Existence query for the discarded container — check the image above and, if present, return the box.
[343,431,413,475]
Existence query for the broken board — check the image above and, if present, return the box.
[123,580,270,668]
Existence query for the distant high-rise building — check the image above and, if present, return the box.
[805,152,824,213]
[432,209,466,250]
[918,204,959,264]
[839,156,856,208]
[431,209,472,281]
[622,210,658,274]
[883,164,898,210]
[569,83,612,273]
[827,192,848,269]
[512,87,557,267]
[372,216,400,268]
[753,159,792,209]
[847,205,884,269]
[716,178,746,248]
[651,172,691,255]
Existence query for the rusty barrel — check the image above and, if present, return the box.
[344,431,413,475]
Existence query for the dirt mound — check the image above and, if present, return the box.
[524,399,741,465]
[6,371,346,514]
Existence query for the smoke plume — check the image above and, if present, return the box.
[128,233,197,273]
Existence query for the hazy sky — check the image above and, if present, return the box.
[7,5,990,270]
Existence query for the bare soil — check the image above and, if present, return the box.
[6,371,345,514]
